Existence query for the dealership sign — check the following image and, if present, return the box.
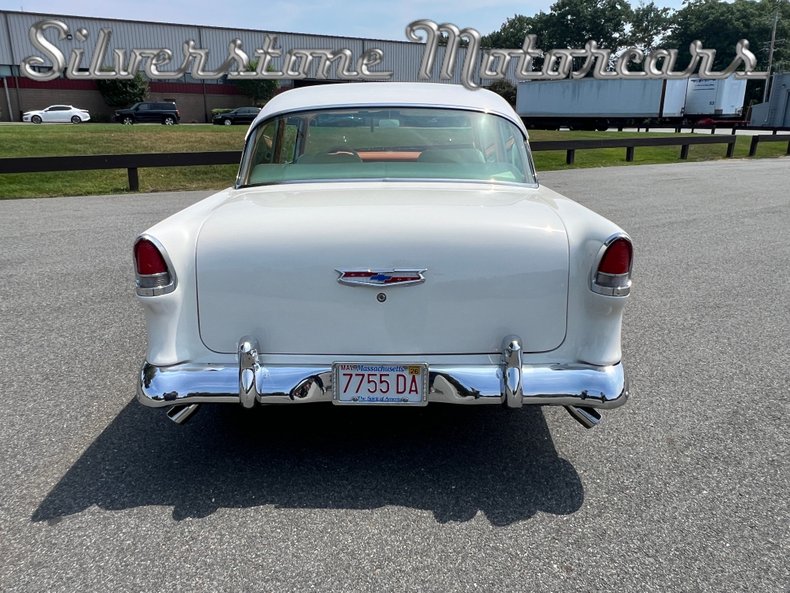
[21,18,768,90]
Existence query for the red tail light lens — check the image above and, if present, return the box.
[598,238,632,275]
[134,239,168,275]
[134,238,175,295]
[592,237,632,296]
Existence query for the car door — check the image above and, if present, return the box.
[43,106,68,123]
[243,108,260,123]
[136,103,153,122]
[55,106,73,122]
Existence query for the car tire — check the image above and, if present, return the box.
[163,116,175,125]
[31,115,42,124]
[122,116,134,125]
[223,118,232,126]
[71,115,82,124]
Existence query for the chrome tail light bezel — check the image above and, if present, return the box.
[133,235,178,297]
[591,234,633,297]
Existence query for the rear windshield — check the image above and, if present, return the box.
[237,107,536,187]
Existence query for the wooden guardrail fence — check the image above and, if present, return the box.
[530,135,738,165]
[748,134,790,157]
[0,151,242,192]
[1,134,787,191]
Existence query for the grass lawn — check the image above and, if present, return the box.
[528,129,789,171]
[0,123,787,199]
[0,124,247,199]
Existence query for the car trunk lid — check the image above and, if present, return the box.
[196,183,568,355]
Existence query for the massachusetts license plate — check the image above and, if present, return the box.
[333,363,429,405]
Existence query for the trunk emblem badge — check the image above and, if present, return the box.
[336,269,427,287]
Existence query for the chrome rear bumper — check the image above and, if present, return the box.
[137,337,629,411]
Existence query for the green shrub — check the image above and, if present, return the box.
[488,80,517,106]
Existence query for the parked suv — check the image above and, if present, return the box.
[212,106,261,125]
[114,102,180,125]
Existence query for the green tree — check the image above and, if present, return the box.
[481,0,789,85]
[663,0,790,103]
[541,0,633,50]
[482,14,540,48]
[482,0,632,76]
[626,1,673,50]
[664,0,788,71]
[96,72,148,107]
[231,60,279,106]
[487,80,517,104]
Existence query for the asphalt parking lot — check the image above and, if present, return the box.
[1,158,788,592]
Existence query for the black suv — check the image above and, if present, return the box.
[212,106,261,125]
[114,102,180,125]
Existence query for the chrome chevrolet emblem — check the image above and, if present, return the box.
[336,269,427,287]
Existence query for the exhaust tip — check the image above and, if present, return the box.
[565,405,602,429]
[166,403,200,425]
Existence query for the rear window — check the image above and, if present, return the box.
[238,107,536,187]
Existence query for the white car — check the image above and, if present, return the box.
[22,105,90,124]
[134,83,633,429]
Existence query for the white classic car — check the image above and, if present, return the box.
[22,104,91,123]
[135,83,632,429]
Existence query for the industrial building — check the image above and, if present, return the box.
[0,10,472,122]
[749,73,790,127]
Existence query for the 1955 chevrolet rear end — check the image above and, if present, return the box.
[134,82,632,428]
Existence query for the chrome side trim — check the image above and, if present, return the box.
[138,360,628,410]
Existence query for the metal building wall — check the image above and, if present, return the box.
[766,73,790,127]
[1,11,431,82]
[0,10,522,121]
[749,73,790,128]
[4,12,201,72]
[197,28,369,75]
[0,10,517,86]
[0,12,14,65]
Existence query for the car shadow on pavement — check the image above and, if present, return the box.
[32,401,583,526]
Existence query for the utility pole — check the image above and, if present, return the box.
[762,6,779,103]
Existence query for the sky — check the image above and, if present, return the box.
[2,0,687,41]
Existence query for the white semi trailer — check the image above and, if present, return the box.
[515,76,746,129]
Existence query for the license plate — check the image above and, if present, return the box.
[333,363,428,405]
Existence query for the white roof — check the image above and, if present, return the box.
[251,82,526,134]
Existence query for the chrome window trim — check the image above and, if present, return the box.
[238,177,540,190]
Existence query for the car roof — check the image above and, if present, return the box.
[250,82,526,136]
